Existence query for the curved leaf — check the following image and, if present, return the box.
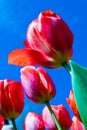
[70,60,87,129]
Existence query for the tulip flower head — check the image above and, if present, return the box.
[20,66,56,104]
[42,104,72,130]
[24,112,45,130]
[66,89,81,120]
[71,116,85,130]
[8,10,73,68]
[0,79,24,120]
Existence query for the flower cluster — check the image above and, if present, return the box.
[0,10,86,130]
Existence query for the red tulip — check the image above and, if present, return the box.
[66,89,81,120]
[0,115,4,129]
[42,104,72,130]
[0,79,24,119]
[24,112,45,130]
[20,66,56,104]
[71,116,85,130]
[8,10,73,68]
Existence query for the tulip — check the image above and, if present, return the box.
[8,10,73,68]
[24,112,45,130]
[20,66,56,104]
[0,115,4,130]
[0,79,24,120]
[71,116,85,130]
[66,89,81,120]
[42,104,72,130]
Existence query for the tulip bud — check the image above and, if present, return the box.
[71,116,85,130]
[42,104,72,130]
[66,89,81,120]
[24,112,45,130]
[8,10,73,68]
[0,79,24,120]
[20,66,56,104]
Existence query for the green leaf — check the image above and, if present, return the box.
[70,60,87,129]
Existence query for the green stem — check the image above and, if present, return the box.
[63,62,71,74]
[11,119,17,130]
[45,101,62,130]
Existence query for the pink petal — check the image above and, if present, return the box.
[24,112,45,130]
[71,116,85,130]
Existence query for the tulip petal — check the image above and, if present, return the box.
[0,79,24,119]
[37,68,56,98]
[0,80,14,117]
[38,10,73,52]
[66,90,81,120]
[0,115,4,129]
[24,112,45,130]
[71,116,85,130]
[24,40,31,48]
[8,48,37,66]
[9,81,24,116]
[8,48,52,67]
[21,66,43,103]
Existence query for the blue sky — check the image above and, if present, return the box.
[0,0,87,129]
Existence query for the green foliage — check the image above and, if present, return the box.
[70,60,87,129]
